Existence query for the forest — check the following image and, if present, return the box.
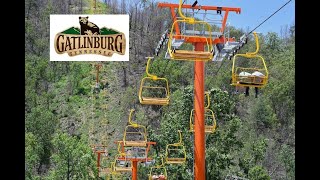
[25,0,295,179]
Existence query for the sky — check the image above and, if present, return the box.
[156,0,295,35]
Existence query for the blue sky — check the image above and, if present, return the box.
[156,0,295,35]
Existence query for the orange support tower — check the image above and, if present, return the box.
[90,63,103,89]
[115,141,156,180]
[94,63,102,86]
[158,1,241,180]
[91,144,108,177]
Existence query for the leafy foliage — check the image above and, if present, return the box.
[25,0,294,179]
[248,166,270,180]
[46,131,97,179]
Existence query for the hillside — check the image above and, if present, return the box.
[25,0,295,179]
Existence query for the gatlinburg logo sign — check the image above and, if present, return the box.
[54,16,126,57]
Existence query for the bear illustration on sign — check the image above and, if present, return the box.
[79,16,100,35]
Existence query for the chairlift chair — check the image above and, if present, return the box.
[165,130,187,164]
[231,32,268,88]
[106,169,123,180]
[167,0,214,61]
[98,156,110,177]
[148,157,168,180]
[113,154,132,172]
[106,162,123,180]
[124,146,147,159]
[139,57,170,105]
[190,92,217,133]
[190,109,217,133]
[117,140,148,160]
[123,109,148,147]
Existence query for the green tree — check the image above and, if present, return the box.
[46,131,97,180]
[25,106,57,174]
[239,138,268,177]
[25,132,42,180]
[251,98,278,130]
[248,166,270,180]
[279,144,295,179]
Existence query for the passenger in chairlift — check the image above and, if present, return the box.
[158,173,166,180]
[238,70,264,98]
[152,174,159,179]
[251,70,265,98]
[151,173,166,180]
[237,71,251,96]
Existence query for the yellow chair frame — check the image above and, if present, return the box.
[99,156,110,177]
[106,172,124,180]
[165,130,187,164]
[139,57,170,105]
[167,20,214,61]
[148,157,168,180]
[231,32,269,88]
[106,162,123,180]
[113,153,132,172]
[189,92,217,133]
[123,109,147,147]
[167,0,214,61]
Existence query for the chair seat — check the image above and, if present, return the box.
[140,97,169,105]
[124,141,147,147]
[166,158,185,164]
[232,75,267,87]
[114,167,132,172]
[190,125,215,133]
[205,126,215,133]
[172,50,213,60]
